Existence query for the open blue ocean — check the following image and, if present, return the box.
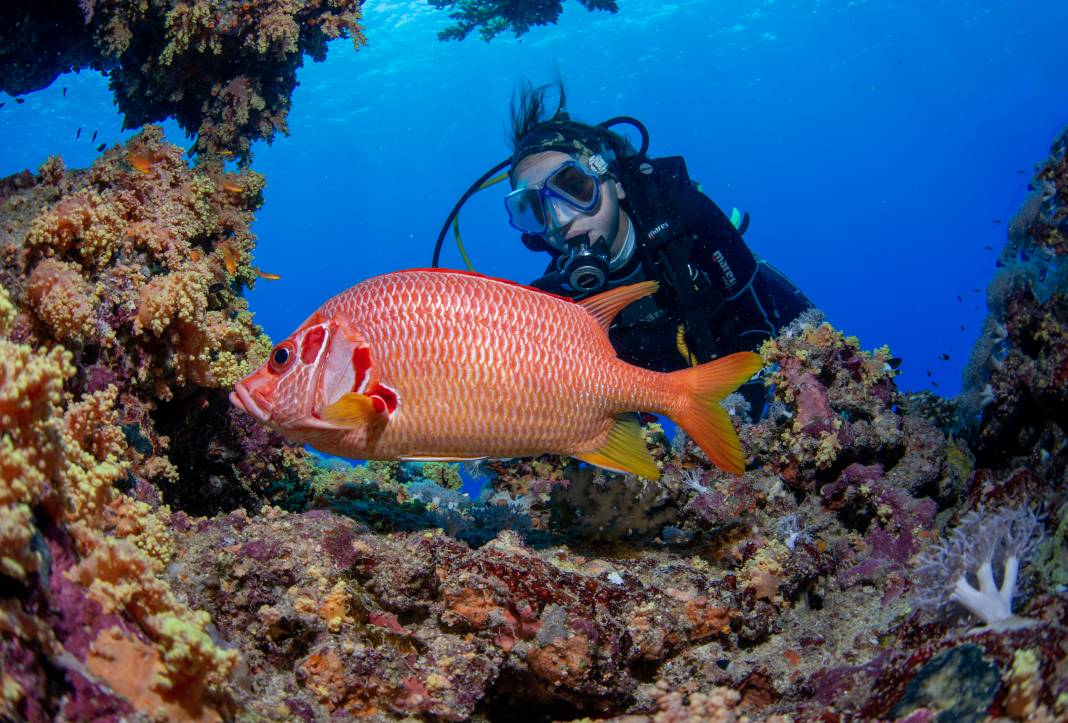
[2,0,1066,398]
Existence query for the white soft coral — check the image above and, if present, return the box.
[912,506,1043,630]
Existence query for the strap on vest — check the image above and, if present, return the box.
[656,242,720,363]
[619,157,725,363]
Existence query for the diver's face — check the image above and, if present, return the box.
[512,151,626,250]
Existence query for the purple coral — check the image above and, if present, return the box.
[912,506,1044,628]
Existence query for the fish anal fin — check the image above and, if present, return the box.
[575,415,660,480]
[578,281,659,332]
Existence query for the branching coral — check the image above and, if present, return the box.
[912,506,1044,629]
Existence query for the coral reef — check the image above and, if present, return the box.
[0,284,238,721]
[1,126,309,514]
[429,0,619,42]
[2,12,1067,715]
[0,1,366,160]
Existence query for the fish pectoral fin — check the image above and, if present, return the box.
[321,392,384,428]
[575,415,660,480]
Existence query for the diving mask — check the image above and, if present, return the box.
[504,160,602,236]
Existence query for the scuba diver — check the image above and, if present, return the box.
[434,80,813,418]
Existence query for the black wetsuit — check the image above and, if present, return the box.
[530,155,812,415]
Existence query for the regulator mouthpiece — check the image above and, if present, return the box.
[558,233,611,293]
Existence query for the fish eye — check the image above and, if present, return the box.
[268,341,296,373]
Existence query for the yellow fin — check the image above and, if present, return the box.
[321,392,377,427]
[578,281,659,333]
[575,415,660,480]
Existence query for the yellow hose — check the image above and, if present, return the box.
[452,172,511,272]
[676,324,698,366]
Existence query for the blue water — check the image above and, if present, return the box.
[1,0,1066,396]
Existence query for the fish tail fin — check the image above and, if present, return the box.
[666,352,764,475]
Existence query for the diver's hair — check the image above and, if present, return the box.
[509,78,567,150]
[508,76,637,181]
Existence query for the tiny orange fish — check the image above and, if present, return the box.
[190,248,203,262]
[127,152,153,173]
[230,269,762,477]
[254,267,281,281]
[221,180,243,193]
[221,245,239,274]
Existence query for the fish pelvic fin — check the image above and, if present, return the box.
[578,281,659,333]
[576,414,661,480]
[668,352,764,475]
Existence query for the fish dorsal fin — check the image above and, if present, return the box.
[578,281,660,333]
[575,414,660,480]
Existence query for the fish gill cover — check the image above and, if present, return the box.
[0,1,1066,721]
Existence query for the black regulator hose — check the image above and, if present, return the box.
[432,158,510,268]
[597,116,649,158]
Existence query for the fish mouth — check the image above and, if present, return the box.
[230,381,272,424]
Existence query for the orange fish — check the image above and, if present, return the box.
[127,152,153,173]
[230,269,762,477]
[221,245,239,274]
[221,180,243,193]
[254,267,281,281]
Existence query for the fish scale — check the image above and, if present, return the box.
[318,271,632,458]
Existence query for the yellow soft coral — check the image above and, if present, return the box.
[62,385,128,530]
[26,258,99,342]
[0,339,73,578]
[24,189,128,267]
[134,268,209,336]
[85,625,223,723]
[208,349,252,389]
[0,285,14,336]
[110,497,176,571]
[0,504,37,579]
